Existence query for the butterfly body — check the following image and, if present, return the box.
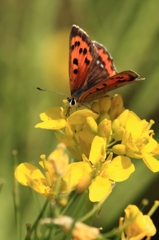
[69,25,143,104]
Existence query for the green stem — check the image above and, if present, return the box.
[25,199,49,240]
[79,193,107,222]
[147,200,159,217]
[12,150,21,240]
[61,192,79,215]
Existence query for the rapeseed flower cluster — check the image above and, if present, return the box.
[15,94,159,239]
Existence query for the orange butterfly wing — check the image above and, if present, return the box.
[69,25,143,103]
[79,70,140,102]
[69,25,116,100]
[69,25,97,99]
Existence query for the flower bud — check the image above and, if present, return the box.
[98,112,110,123]
[98,119,111,138]
[112,144,126,155]
[109,94,124,120]
[91,101,99,113]
[98,96,111,113]
[112,119,120,132]
[113,127,125,141]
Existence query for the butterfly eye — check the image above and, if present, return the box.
[67,97,76,106]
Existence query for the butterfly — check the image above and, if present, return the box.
[68,25,144,106]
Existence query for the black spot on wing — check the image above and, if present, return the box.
[83,48,87,55]
[75,41,80,47]
[73,69,78,74]
[79,47,88,55]
[116,79,127,83]
[73,58,78,66]
[84,57,90,66]
[110,76,124,80]
[71,25,91,45]
[71,41,80,51]
[79,48,83,54]
[96,87,101,91]
[128,74,137,81]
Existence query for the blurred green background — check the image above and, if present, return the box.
[0,0,159,239]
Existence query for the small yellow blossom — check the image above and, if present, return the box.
[36,107,98,160]
[97,118,112,138]
[120,204,156,240]
[63,136,135,202]
[35,95,125,162]
[112,110,159,172]
[35,107,67,130]
[14,145,68,200]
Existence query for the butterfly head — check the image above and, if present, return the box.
[67,97,77,106]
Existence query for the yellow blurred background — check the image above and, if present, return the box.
[0,0,159,239]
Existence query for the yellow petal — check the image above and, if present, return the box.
[89,136,106,165]
[78,128,95,146]
[55,133,75,147]
[143,138,158,153]
[106,156,135,181]
[117,109,130,127]
[35,119,66,130]
[14,163,48,195]
[63,162,92,190]
[125,111,142,139]
[15,162,45,186]
[47,145,69,176]
[39,107,64,121]
[68,109,98,125]
[142,151,159,172]
[152,143,159,156]
[142,215,156,236]
[89,176,111,202]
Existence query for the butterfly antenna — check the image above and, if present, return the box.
[137,77,145,81]
[37,87,68,97]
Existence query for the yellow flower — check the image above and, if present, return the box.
[14,144,68,200]
[120,205,156,240]
[112,110,159,172]
[63,136,135,202]
[36,106,99,160]
[35,107,67,130]
[35,96,159,173]
[35,95,124,161]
